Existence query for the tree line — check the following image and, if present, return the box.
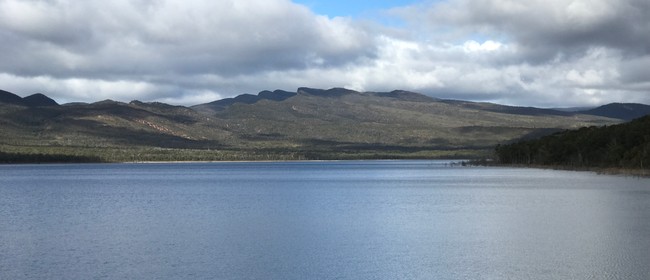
[0,151,102,163]
[495,115,650,169]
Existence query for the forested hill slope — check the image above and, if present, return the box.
[495,115,650,169]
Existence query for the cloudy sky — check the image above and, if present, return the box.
[1,0,649,107]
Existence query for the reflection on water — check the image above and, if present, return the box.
[1,161,649,279]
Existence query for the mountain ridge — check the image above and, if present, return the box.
[1,87,647,162]
[194,88,649,121]
[578,103,650,121]
[0,90,59,107]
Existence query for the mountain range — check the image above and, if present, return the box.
[1,87,649,162]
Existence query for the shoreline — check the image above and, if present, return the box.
[467,160,650,178]
[0,158,467,165]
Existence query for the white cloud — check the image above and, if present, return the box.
[154,90,224,106]
[566,69,605,87]
[463,40,503,53]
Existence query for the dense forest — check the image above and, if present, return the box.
[0,151,101,164]
[495,115,650,169]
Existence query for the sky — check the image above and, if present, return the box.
[1,0,649,107]
[293,0,418,18]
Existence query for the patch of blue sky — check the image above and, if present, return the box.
[293,0,420,18]
[293,0,426,28]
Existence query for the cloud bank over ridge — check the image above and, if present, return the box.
[1,0,649,107]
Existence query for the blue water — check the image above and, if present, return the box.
[1,161,649,279]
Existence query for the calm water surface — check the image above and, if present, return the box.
[1,161,649,279]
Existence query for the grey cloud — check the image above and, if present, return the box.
[377,0,650,106]
[0,0,383,105]
[619,56,650,85]
[402,0,650,62]
[0,0,376,79]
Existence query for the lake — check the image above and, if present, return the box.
[1,160,649,279]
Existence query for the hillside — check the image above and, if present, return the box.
[578,103,650,121]
[0,90,58,107]
[495,115,650,170]
[0,88,634,162]
[194,88,617,151]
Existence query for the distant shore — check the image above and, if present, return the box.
[0,158,465,165]
[0,146,488,165]
[467,159,650,177]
